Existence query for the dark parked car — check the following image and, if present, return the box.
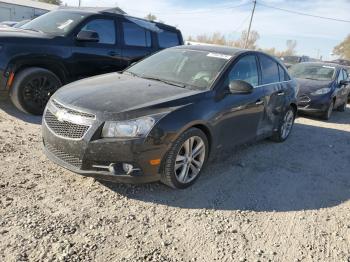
[290,62,350,119]
[0,8,183,115]
[280,55,316,68]
[42,45,298,189]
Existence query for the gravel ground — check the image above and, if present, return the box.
[0,97,350,262]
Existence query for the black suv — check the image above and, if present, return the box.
[0,8,183,115]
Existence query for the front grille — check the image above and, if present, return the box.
[52,100,95,119]
[45,142,82,169]
[44,110,90,139]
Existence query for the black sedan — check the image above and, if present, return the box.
[42,45,298,189]
[290,62,350,119]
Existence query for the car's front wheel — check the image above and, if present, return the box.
[322,100,334,120]
[161,128,209,189]
[10,67,62,115]
[271,106,295,142]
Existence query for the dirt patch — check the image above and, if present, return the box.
[1,98,350,261]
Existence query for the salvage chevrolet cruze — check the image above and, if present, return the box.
[42,45,298,189]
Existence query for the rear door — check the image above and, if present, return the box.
[71,16,122,79]
[258,54,287,134]
[217,54,267,148]
[120,18,155,68]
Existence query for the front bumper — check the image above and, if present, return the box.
[42,100,166,183]
[297,93,331,113]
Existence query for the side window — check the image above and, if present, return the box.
[228,55,259,87]
[123,22,151,47]
[82,19,116,44]
[342,69,348,80]
[278,64,290,81]
[337,69,344,83]
[157,30,180,48]
[259,55,280,84]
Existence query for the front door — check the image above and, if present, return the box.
[216,54,266,148]
[71,17,122,79]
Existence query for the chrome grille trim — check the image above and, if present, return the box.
[45,142,82,169]
[52,99,96,119]
[44,110,90,140]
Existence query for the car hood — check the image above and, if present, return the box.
[296,78,332,95]
[0,27,51,39]
[52,73,203,118]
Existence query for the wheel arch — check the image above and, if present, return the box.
[8,58,69,87]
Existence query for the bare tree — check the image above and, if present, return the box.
[284,40,297,56]
[333,34,350,60]
[145,13,157,22]
[187,30,260,50]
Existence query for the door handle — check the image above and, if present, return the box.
[277,91,285,96]
[108,51,119,57]
[255,100,264,105]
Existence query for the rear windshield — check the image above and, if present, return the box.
[289,63,335,81]
[20,10,87,36]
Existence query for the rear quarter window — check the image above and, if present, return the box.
[278,64,290,81]
[157,30,180,48]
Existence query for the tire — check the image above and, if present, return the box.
[10,67,62,115]
[271,106,295,143]
[322,100,334,120]
[160,128,209,189]
[337,102,346,112]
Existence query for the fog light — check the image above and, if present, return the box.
[123,163,134,174]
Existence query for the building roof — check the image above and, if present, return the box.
[0,0,58,11]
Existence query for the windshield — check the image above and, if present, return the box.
[289,63,335,81]
[20,10,87,36]
[126,49,231,90]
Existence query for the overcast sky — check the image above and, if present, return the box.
[62,0,350,60]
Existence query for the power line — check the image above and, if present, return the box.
[258,1,350,23]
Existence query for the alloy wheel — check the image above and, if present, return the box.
[22,76,59,112]
[174,136,206,184]
[281,109,294,139]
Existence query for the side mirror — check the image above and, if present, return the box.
[229,80,254,94]
[339,79,350,86]
[76,30,99,42]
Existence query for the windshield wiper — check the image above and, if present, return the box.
[140,76,186,88]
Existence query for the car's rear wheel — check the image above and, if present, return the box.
[10,67,62,115]
[271,106,295,142]
[161,128,209,189]
[322,100,334,120]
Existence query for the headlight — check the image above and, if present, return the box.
[311,87,331,95]
[102,116,156,138]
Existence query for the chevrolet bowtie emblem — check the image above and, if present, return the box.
[55,110,68,122]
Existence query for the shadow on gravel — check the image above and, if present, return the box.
[0,97,42,125]
[298,104,350,125]
[102,118,350,213]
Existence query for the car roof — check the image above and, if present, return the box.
[57,7,178,30]
[174,44,245,56]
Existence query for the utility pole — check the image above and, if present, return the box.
[244,0,257,49]
[78,0,81,7]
